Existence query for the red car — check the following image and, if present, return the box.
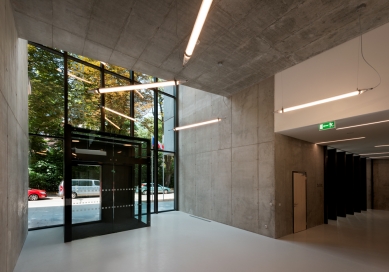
[28,188,47,201]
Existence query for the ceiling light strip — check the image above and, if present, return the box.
[91,81,179,94]
[276,90,364,113]
[337,119,389,130]
[105,117,120,130]
[360,152,389,156]
[375,144,389,147]
[183,0,213,66]
[174,118,221,131]
[103,106,136,122]
[315,137,365,145]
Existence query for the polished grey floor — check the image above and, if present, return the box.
[14,210,389,272]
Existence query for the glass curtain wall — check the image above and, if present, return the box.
[28,45,64,229]
[27,42,177,230]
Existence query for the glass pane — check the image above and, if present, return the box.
[158,153,175,211]
[68,59,101,130]
[104,74,131,136]
[69,53,101,67]
[159,84,175,96]
[105,63,130,78]
[134,72,153,84]
[134,88,154,139]
[158,94,175,152]
[28,45,64,136]
[28,136,64,228]
[71,166,102,224]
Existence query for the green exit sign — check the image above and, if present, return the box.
[319,121,336,131]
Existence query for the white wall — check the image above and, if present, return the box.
[275,22,389,132]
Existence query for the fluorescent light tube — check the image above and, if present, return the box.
[105,117,120,130]
[72,140,80,143]
[90,81,179,94]
[103,106,136,122]
[315,137,365,145]
[337,119,389,130]
[183,0,213,66]
[375,144,389,147]
[276,91,362,113]
[68,73,93,84]
[135,90,144,99]
[174,118,221,131]
[360,152,389,155]
[74,148,107,156]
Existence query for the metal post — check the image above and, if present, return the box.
[153,77,158,213]
[100,63,105,132]
[174,84,179,211]
[130,70,135,137]
[63,52,72,242]
[64,52,69,125]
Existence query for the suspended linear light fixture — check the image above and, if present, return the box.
[89,80,180,94]
[337,119,389,130]
[105,117,120,130]
[183,0,213,66]
[375,144,389,148]
[74,148,107,156]
[315,137,365,145]
[174,118,221,131]
[102,106,136,122]
[275,91,364,113]
[276,4,381,114]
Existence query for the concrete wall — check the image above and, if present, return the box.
[178,77,276,237]
[372,159,389,211]
[274,134,324,238]
[179,76,326,238]
[0,0,29,271]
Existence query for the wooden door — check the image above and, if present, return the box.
[293,172,307,233]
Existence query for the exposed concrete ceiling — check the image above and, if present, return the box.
[10,0,389,96]
[279,109,389,158]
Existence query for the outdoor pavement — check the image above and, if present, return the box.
[28,195,174,229]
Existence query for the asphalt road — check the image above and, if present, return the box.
[28,197,174,229]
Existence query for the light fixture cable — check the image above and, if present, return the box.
[357,5,381,92]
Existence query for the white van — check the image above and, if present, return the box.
[58,179,101,199]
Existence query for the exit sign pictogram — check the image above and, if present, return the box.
[319,121,336,131]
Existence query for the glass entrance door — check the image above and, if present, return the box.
[71,165,101,224]
[64,125,151,242]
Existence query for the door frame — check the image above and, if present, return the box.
[292,171,307,233]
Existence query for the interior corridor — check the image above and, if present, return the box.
[14,210,389,272]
